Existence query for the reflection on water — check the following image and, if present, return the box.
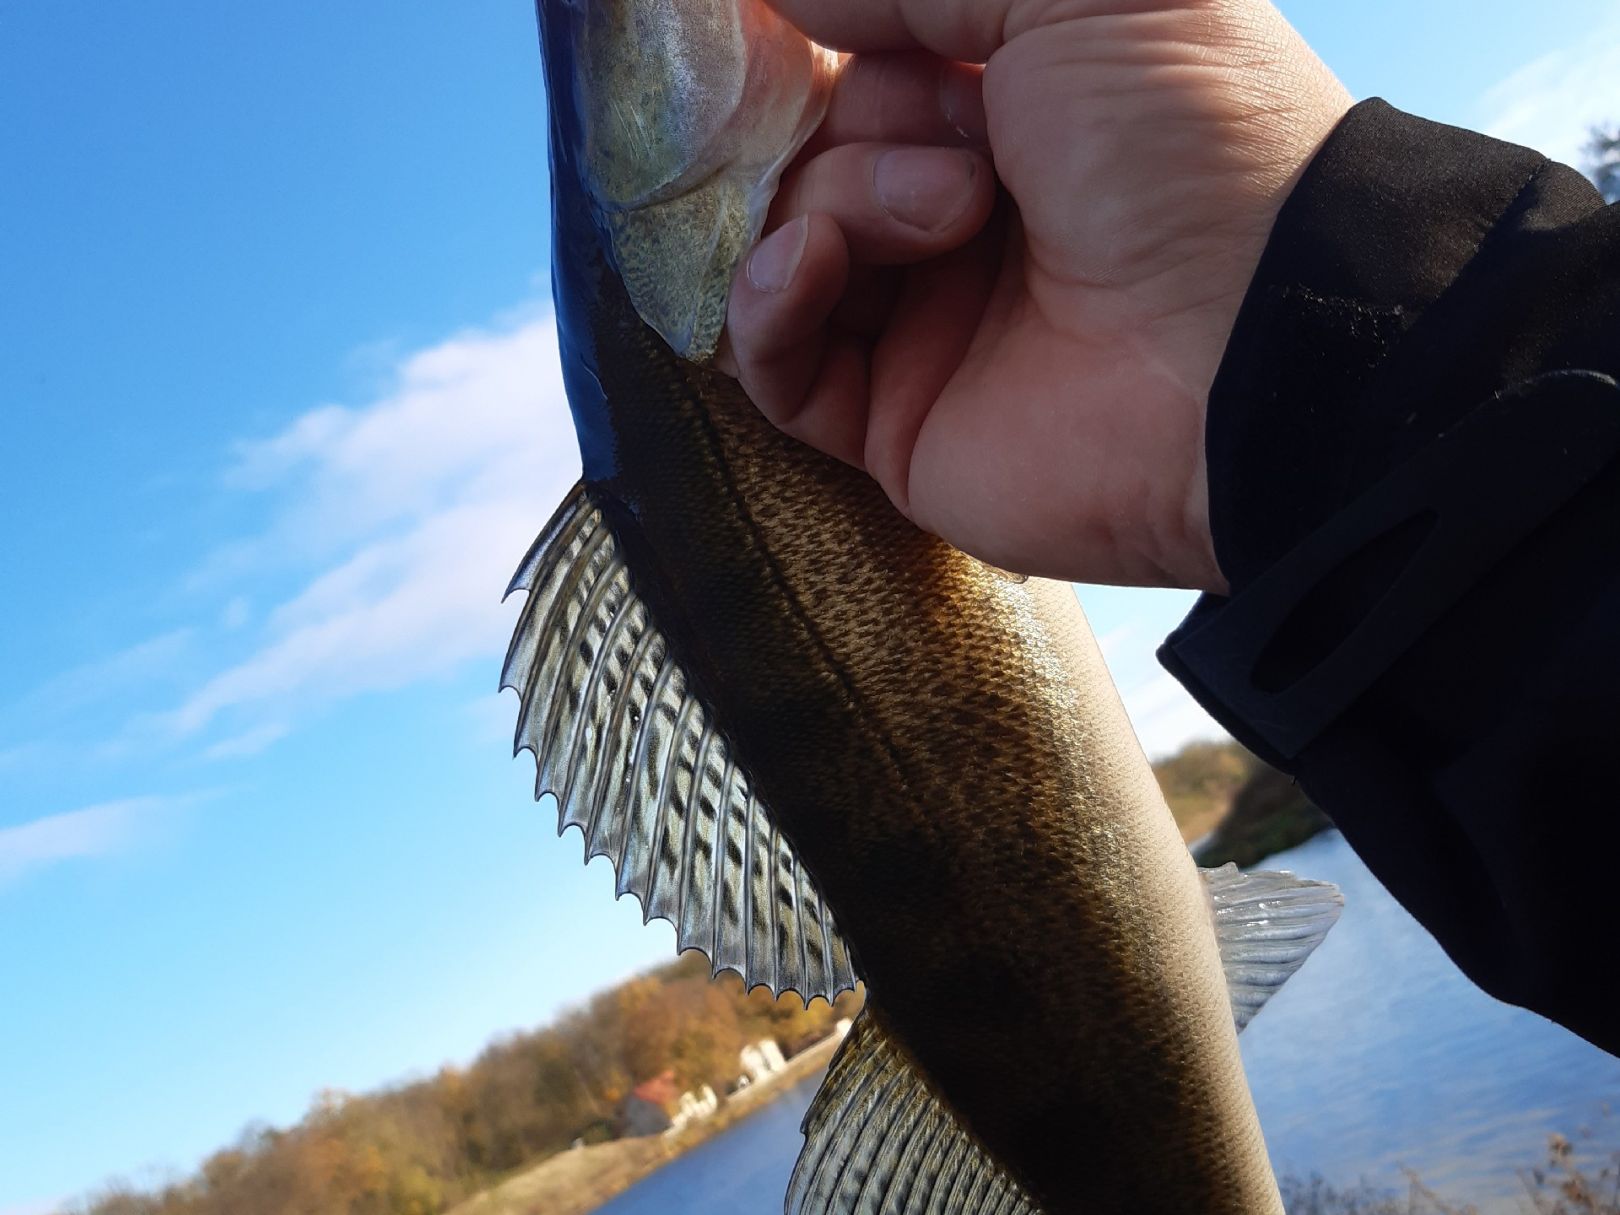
[1243,831,1619,1210]
[597,832,1620,1213]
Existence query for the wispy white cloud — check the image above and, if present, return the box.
[223,305,569,549]
[27,300,1222,775]
[0,743,37,772]
[1119,671,1228,760]
[169,311,579,741]
[1096,621,1139,661]
[1475,12,1620,170]
[219,596,252,631]
[0,631,200,781]
[201,722,289,761]
[0,797,170,887]
[5,630,194,724]
[172,504,545,733]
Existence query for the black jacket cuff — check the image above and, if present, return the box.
[1162,98,1619,764]
[1158,98,1620,1053]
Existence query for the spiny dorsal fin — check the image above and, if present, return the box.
[788,1011,1044,1215]
[502,485,858,1003]
[1202,863,1343,1032]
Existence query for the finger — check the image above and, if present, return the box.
[772,143,995,265]
[717,265,898,371]
[725,214,872,469]
[764,0,1029,61]
[864,209,1005,508]
[805,52,988,155]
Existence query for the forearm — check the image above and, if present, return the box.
[1161,99,1620,1054]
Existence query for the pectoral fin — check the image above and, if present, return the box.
[789,1010,1043,1215]
[502,485,858,1002]
[1202,863,1343,1031]
[608,180,748,365]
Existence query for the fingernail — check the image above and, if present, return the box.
[874,148,977,232]
[747,216,809,294]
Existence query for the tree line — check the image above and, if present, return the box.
[67,955,860,1215]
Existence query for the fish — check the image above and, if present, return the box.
[503,1,1343,1211]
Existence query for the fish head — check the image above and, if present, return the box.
[536,0,839,363]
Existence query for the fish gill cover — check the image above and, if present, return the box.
[538,0,839,362]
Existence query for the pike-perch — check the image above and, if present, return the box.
[502,2,1342,1210]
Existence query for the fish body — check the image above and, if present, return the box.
[508,3,1340,1211]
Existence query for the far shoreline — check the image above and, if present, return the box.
[446,1029,844,1215]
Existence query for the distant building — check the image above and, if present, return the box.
[620,1069,679,1138]
[620,1094,670,1137]
[738,1038,787,1086]
[667,1084,719,1134]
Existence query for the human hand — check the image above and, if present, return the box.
[718,0,1351,591]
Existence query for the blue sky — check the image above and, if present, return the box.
[3,2,1617,1210]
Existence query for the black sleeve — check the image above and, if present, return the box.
[1158,99,1620,1056]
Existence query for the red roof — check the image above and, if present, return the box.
[631,1069,679,1107]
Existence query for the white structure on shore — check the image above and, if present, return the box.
[737,1038,788,1087]
[666,1084,719,1135]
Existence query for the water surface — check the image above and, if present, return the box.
[598,832,1620,1212]
[1242,831,1619,1209]
[595,1071,824,1214]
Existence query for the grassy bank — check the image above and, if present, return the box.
[1281,1126,1620,1213]
[1191,762,1333,868]
[1151,740,1332,867]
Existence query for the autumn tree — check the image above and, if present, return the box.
[67,1184,165,1215]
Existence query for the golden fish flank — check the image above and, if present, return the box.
[512,2,1343,1212]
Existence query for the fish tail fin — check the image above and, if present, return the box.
[1202,864,1343,1032]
